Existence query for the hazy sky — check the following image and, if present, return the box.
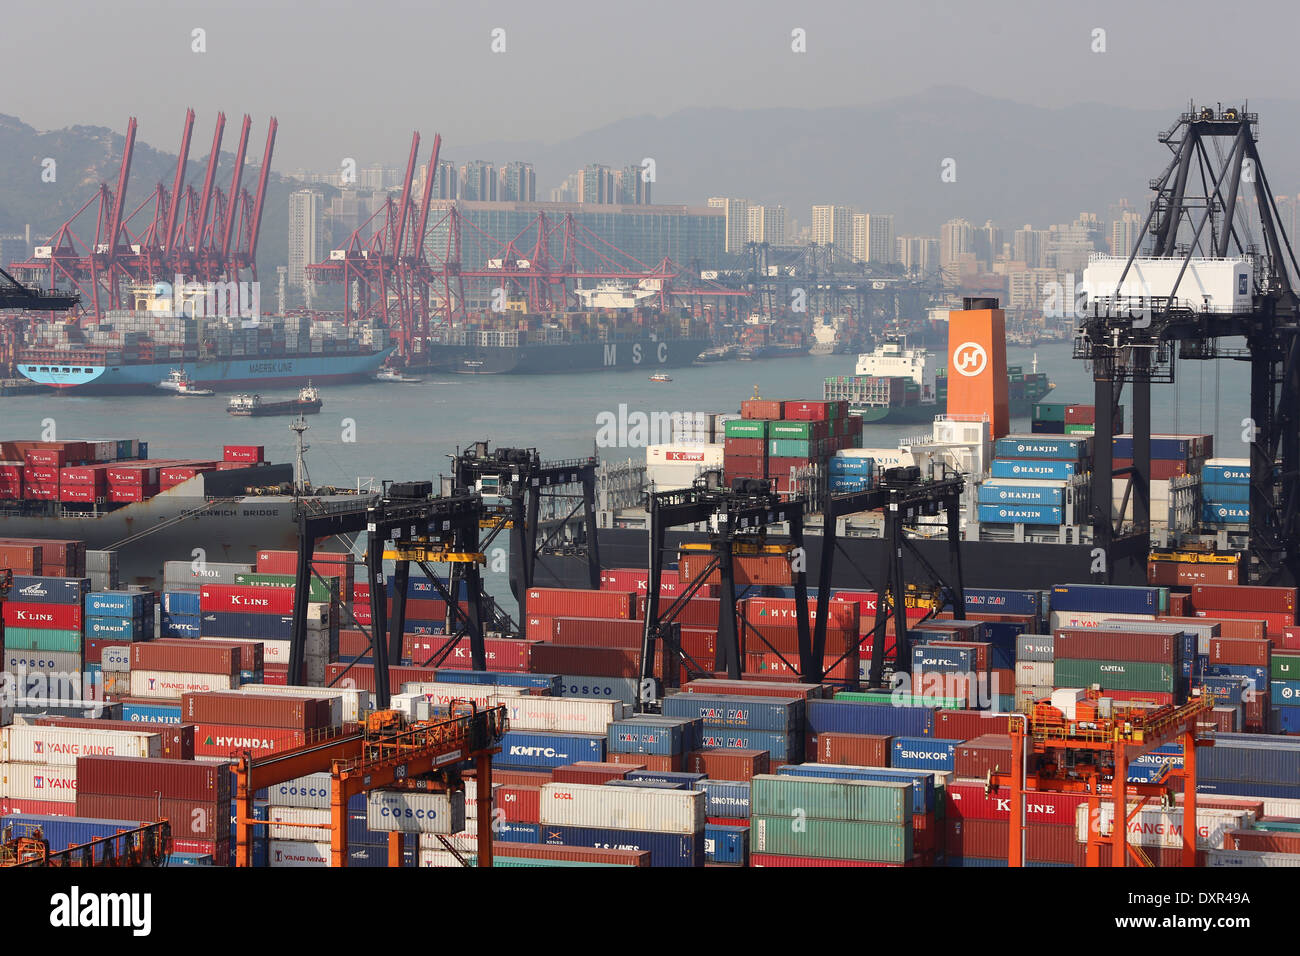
[7,0,1295,169]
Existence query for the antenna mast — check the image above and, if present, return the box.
[290,415,312,493]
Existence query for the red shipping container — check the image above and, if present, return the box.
[740,399,784,420]
[1064,404,1096,424]
[196,639,265,673]
[685,749,770,780]
[744,652,856,682]
[946,781,1087,825]
[1280,627,1300,650]
[550,617,643,646]
[1054,628,1178,663]
[723,437,766,456]
[182,691,326,730]
[59,485,104,504]
[1194,584,1296,615]
[1209,637,1270,667]
[0,544,41,573]
[639,596,720,627]
[105,464,161,485]
[1245,692,1269,730]
[1193,609,1293,635]
[607,752,682,772]
[683,678,825,700]
[741,597,861,632]
[76,755,231,802]
[524,587,634,620]
[322,663,440,692]
[261,666,289,686]
[108,484,159,503]
[0,798,79,817]
[403,635,536,672]
[679,552,791,588]
[551,762,636,785]
[159,463,217,483]
[200,584,295,615]
[1169,593,1190,617]
[480,769,553,787]
[933,710,1011,740]
[130,641,240,678]
[528,644,677,682]
[1104,689,1175,706]
[1147,561,1239,587]
[497,785,542,822]
[1113,457,1193,480]
[1222,830,1300,853]
[946,817,1084,865]
[484,842,650,867]
[783,400,832,422]
[76,794,228,842]
[59,464,110,486]
[192,723,308,759]
[1158,615,1266,641]
[954,735,1014,778]
[23,467,57,483]
[743,623,857,656]
[3,602,82,630]
[34,716,196,760]
[223,444,265,463]
[818,733,890,767]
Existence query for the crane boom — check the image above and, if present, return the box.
[245,117,278,273]
[164,109,195,253]
[219,115,252,260]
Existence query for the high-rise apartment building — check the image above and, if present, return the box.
[288,189,326,304]
[896,236,939,275]
[812,205,856,259]
[746,204,785,244]
[459,161,497,202]
[1110,209,1142,256]
[499,162,536,202]
[581,165,615,204]
[617,164,652,204]
[940,218,976,269]
[708,197,751,253]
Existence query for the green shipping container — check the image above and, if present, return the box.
[1033,402,1068,419]
[751,774,909,824]
[769,421,814,440]
[1273,654,1300,680]
[233,572,340,603]
[835,691,965,710]
[1064,424,1095,435]
[1053,658,1175,693]
[751,814,912,863]
[725,420,769,439]
[769,439,816,458]
[3,627,83,652]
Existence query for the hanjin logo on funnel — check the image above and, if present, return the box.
[952,341,988,377]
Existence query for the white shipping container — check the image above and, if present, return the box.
[463,780,500,823]
[1,761,78,802]
[269,839,331,867]
[418,831,478,853]
[646,443,724,467]
[399,682,528,710]
[236,685,358,723]
[100,646,132,672]
[367,789,466,835]
[417,849,466,867]
[1,725,160,764]
[267,806,331,842]
[852,448,914,468]
[1077,804,1253,850]
[1260,798,1300,819]
[390,692,433,722]
[267,772,333,810]
[538,782,704,835]
[129,670,234,699]
[1081,255,1252,314]
[1014,661,1054,687]
[1048,610,1157,631]
[1206,849,1300,868]
[1014,685,1054,709]
[493,696,626,734]
[5,650,82,675]
[256,634,330,666]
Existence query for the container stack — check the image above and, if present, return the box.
[1201,457,1250,528]
[750,773,914,866]
[2,576,89,697]
[739,596,859,684]
[983,435,1091,528]
[723,399,862,495]
[161,559,253,639]
[0,723,159,816]
[828,452,874,494]
[123,640,257,720]
[75,756,232,861]
[663,692,802,772]
[538,781,707,867]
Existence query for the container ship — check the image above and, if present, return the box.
[12,294,392,395]
[412,289,712,375]
[821,339,1053,424]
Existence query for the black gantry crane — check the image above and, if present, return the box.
[1075,105,1300,585]
[451,442,600,635]
[0,267,79,311]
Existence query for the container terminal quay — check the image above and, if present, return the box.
[0,105,1298,875]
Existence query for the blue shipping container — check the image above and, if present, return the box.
[1198,735,1300,785]
[661,693,804,732]
[1202,482,1250,504]
[994,436,1090,461]
[891,736,960,772]
[912,645,976,674]
[161,614,202,639]
[1276,707,1300,735]
[431,670,563,692]
[86,617,147,640]
[977,482,1064,507]
[1205,664,1268,690]
[163,590,202,615]
[829,457,874,476]
[705,824,749,864]
[990,459,1077,480]
[608,720,686,756]
[776,764,935,814]
[1203,503,1249,523]
[498,731,606,769]
[540,824,704,867]
[10,576,90,605]
[120,701,183,724]
[200,611,295,640]
[1202,463,1249,484]
[699,780,751,818]
[961,588,1041,618]
[1273,681,1300,707]
[1112,435,1197,461]
[0,814,143,853]
[806,699,935,737]
[829,477,871,493]
[625,770,706,788]
[1050,583,1161,615]
[557,675,639,704]
[607,778,690,790]
[85,591,152,617]
[1195,779,1300,800]
[978,503,1063,526]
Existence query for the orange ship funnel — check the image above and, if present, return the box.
[946,297,1009,440]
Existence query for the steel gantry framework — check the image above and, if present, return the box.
[234,704,508,868]
[288,486,487,708]
[1075,105,1300,585]
[9,110,277,320]
[992,691,1214,867]
[451,442,601,635]
[639,473,813,698]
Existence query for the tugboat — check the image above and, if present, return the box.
[649,372,673,383]
[228,382,323,417]
[156,369,215,397]
[375,366,423,384]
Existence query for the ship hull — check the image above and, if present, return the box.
[412,337,714,375]
[851,388,1055,424]
[16,350,393,395]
